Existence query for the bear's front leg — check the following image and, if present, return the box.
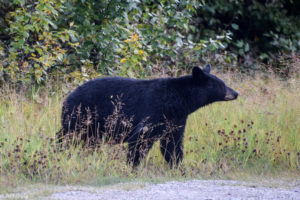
[127,139,154,167]
[160,127,184,167]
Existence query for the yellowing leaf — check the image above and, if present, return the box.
[70,21,74,27]
[120,58,127,63]
[131,33,139,41]
[23,62,29,68]
[29,57,36,61]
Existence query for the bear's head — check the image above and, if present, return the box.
[192,64,238,103]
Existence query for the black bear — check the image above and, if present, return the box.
[57,64,238,167]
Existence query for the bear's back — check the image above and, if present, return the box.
[62,77,166,122]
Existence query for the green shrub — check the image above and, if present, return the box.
[0,0,225,86]
[194,0,300,71]
[0,0,78,86]
[1,0,299,87]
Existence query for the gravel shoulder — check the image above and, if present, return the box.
[0,179,299,200]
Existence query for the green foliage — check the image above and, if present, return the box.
[1,0,226,86]
[60,0,225,78]
[0,0,78,85]
[194,0,300,70]
[1,0,299,86]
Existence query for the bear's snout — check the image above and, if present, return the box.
[224,87,238,101]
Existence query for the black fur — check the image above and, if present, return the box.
[58,65,238,167]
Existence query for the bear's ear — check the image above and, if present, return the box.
[192,66,206,80]
[203,64,211,74]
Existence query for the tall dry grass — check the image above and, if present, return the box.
[0,69,299,187]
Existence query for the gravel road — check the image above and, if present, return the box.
[48,180,300,200]
[1,179,299,200]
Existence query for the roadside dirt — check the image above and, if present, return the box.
[1,179,299,200]
[48,180,300,200]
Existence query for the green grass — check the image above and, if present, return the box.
[0,72,300,189]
